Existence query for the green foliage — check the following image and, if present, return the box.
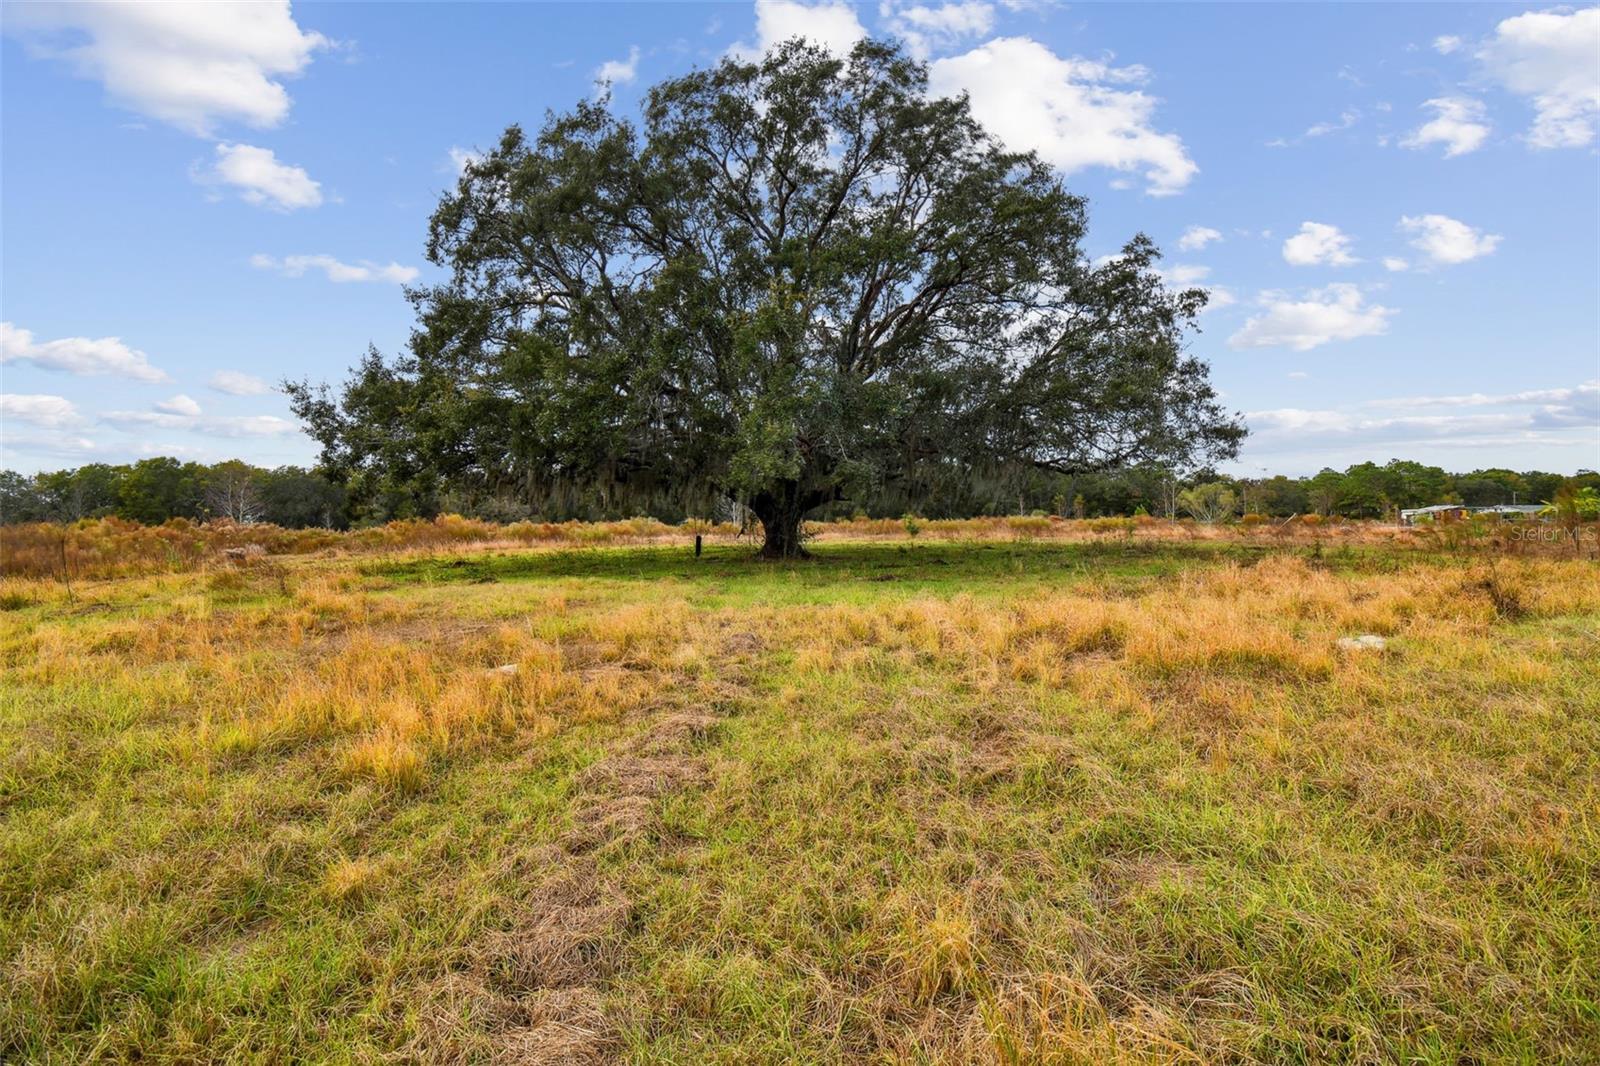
[1542,485,1600,522]
[1178,482,1238,524]
[0,462,349,528]
[287,38,1243,555]
[5,458,1594,529]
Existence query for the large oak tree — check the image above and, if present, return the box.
[289,39,1244,556]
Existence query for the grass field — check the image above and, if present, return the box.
[3,529,1598,1063]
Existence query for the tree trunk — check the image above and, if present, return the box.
[757,507,808,559]
[747,481,833,559]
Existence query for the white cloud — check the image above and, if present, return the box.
[1397,213,1501,265]
[881,1,995,57]
[1281,222,1358,267]
[1478,7,1600,148]
[1228,284,1394,352]
[1433,35,1463,55]
[0,431,99,463]
[1383,256,1409,272]
[447,146,484,176]
[5,0,328,135]
[1400,96,1491,157]
[208,370,271,396]
[1117,260,1232,311]
[101,409,302,438]
[1,393,82,428]
[594,46,640,87]
[929,37,1196,196]
[0,321,170,382]
[1368,380,1597,410]
[200,143,322,211]
[1305,109,1359,137]
[154,394,202,417]
[733,0,868,59]
[1176,225,1222,252]
[1163,263,1211,286]
[1247,380,1600,455]
[251,253,419,284]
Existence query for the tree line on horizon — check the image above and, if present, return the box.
[2,455,1594,530]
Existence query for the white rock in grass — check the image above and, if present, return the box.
[490,663,519,675]
[1336,635,1387,652]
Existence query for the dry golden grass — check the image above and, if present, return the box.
[1,527,1596,1062]
[10,509,1586,582]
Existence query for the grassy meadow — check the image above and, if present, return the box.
[2,521,1598,1063]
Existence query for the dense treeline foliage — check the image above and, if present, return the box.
[3,456,1594,528]
[0,458,346,528]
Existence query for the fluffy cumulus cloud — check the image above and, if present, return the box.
[733,0,868,58]
[1398,213,1501,265]
[198,143,322,211]
[1432,34,1463,55]
[208,370,271,396]
[251,253,418,284]
[1478,7,1600,148]
[929,37,1196,195]
[880,1,995,57]
[1176,225,1222,252]
[154,394,202,416]
[5,0,327,135]
[1383,256,1409,272]
[1400,97,1491,157]
[1281,222,1358,267]
[1,393,82,428]
[0,321,169,382]
[1228,284,1394,352]
[594,46,640,87]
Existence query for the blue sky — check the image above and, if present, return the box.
[2,1,1597,477]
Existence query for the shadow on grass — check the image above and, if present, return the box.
[364,537,1313,600]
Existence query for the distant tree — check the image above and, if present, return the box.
[0,470,49,523]
[1305,468,1343,516]
[1380,459,1451,508]
[1178,482,1238,524]
[117,458,203,524]
[1456,468,1528,507]
[289,38,1243,556]
[203,460,265,523]
[1522,470,1569,503]
[259,467,348,528]
[35,464,123,520]
[1257,474,1308,516]
[1337,462,1393,519]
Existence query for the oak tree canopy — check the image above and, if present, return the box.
[289,38,1244,556]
